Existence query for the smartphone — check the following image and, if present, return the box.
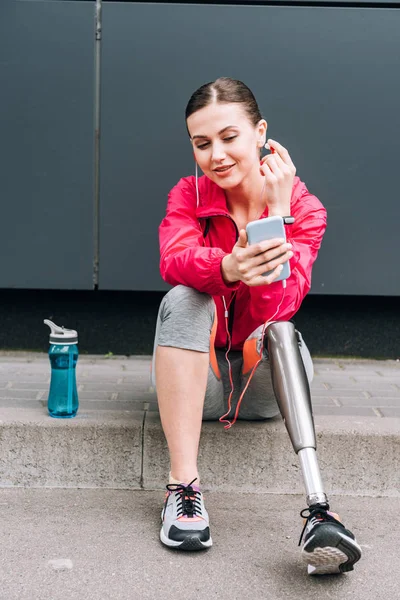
[246,215,290,282]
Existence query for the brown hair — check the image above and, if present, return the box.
[185,77,262,128]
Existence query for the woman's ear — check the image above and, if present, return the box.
[257,119,268,147]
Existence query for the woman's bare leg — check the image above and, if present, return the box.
[155,346,209,483]
[152,285,217,484]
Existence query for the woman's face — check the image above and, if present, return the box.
[187,102,266,190]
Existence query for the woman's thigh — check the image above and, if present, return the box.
[239,324,314,420]
[203,325,314,422]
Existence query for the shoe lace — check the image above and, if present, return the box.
[298,505,342,546]
[166,478,202,518]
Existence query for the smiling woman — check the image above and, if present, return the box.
[187,82,265,200]
[151,77,361,575]
[190,106,261,194]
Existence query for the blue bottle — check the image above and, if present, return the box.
[44,319,79,418]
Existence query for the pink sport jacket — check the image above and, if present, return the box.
[159,175,327,350]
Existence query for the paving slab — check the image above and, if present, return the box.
[1,489,399,600]
[0,353,399,417]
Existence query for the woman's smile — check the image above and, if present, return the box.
[213,164,236,176]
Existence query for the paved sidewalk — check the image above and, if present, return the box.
[2,489,399,600]
[0,352,399,417]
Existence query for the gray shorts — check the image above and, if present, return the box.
[151,285,313,421]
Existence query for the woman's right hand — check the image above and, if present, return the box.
[221,229,293,287]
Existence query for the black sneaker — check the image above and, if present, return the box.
[299,505,362,575]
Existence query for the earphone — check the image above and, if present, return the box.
[194,141,285,427]
[219,281,286,430]
[195,161,200,208]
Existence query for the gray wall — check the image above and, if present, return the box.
[0,0,95,289]
[1,1,399,294]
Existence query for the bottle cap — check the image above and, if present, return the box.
[44,319,78,345]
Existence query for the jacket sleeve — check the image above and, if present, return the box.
[248,180,327,323]
[159,178,240,295]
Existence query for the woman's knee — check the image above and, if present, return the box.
[159,285,214,324]
[155,285,215,353]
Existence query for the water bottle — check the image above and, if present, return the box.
[44,319,79,418]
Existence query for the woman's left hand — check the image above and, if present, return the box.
[260,139,296,216]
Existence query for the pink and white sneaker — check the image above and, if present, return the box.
[160,478,212,551]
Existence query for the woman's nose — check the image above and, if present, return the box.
[211,142,226,162]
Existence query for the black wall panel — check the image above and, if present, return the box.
[99,3,400,294]
[0,1,95,289]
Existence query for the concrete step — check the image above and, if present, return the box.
[1,407,399,497]
[0,353,399,495]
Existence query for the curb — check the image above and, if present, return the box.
[1,408,399,496]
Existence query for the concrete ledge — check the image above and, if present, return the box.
[0,408,144,488]
[143,413,400,497]
[1,407,399,495]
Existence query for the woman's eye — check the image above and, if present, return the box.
[196,135,236,150]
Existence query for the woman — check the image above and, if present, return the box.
[152,78,361,575]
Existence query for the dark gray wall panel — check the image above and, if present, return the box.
[100,3,400,294]
[0,1,94,289]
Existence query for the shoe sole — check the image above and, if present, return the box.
[302,532,362,575]
[160,527,212,551]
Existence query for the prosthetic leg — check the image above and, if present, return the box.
[266,321,328,508]
[266,322,363,575]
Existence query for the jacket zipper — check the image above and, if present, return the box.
[199,213,239,350]
[226,217,239,348]
[227,293,237,349]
